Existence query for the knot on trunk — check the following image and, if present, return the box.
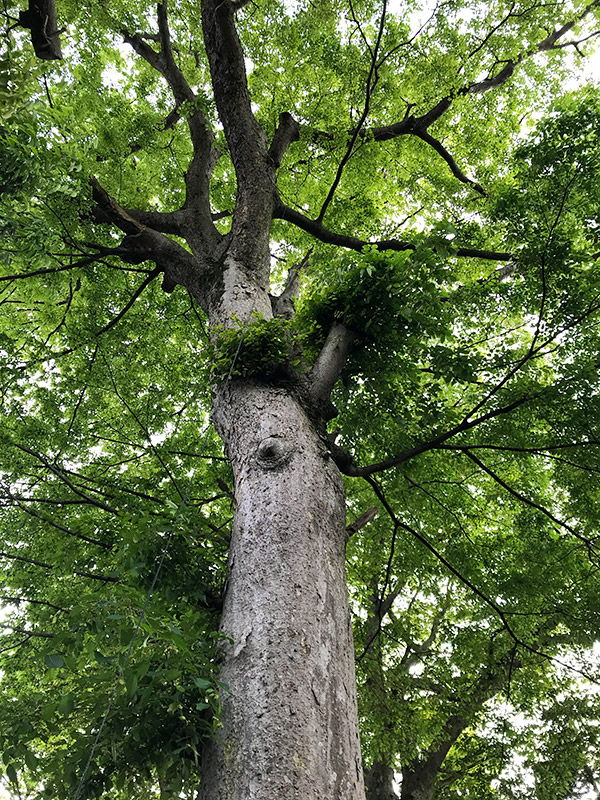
[255,436,293,470]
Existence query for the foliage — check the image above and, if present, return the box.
[1,0,600,798]
[211,314,293,379]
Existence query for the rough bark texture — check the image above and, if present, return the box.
[92,3,369,795]
[200,379,365,800]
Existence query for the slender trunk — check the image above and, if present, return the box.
[200,379,365,800]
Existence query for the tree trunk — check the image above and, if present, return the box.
[365,760,399,800]
[400,766,438,800]
[200,379,365,800]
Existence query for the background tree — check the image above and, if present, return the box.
[1,1,600,799]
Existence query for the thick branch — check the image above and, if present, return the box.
[346,506,378,538]
[364,762,399,800]
[269,112,301,168]
[90,178,147,236]
[201,0,274,267]
[90,178,208,299]
[201,0,267,180]
[19,0,63,60]
[123,4,194,106]
[401,666,511,799]
[270,249,312,319]
[116,208,185,236]
[274,201,512,261]
[306,322,357,417]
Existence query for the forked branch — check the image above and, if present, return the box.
[90,178,207,297]
[122,2,216,229]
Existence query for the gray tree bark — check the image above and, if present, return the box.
[92,2,368,795]
[199,380,365,799]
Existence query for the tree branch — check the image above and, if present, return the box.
[73,570,120,583]
[364,475,599,683]
[122,2,217,237]
[101,355,185,501]
[346,506,378,538]
[413,130,486,196]
[8,495,113,550]
[365,475,517,635]
[460,448,598,559]
[270,249,312,319]
[0,551,53,569]
[201,0,267,178]
[19,0,63,60]
[0,262,91,282]
[0,635,33,654]
[123,3,194,106]
[316,0,388,223]
[0,594,69,613]
[94,268,161,337]
[341,394,534,476]
[4,439,119,514]
[269,112,301,168]
[306,322,357,417]
[0,623,53,638]
[114,208,185,236]
[274,201,512,261]
[90,178,208,299]
[337,1,600,151]
[201,0,274,267]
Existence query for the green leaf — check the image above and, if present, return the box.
[6,764,17,785]
[44,654,64,670]
[57,694,75,716]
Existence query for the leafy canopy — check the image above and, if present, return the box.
[1,0,600,798]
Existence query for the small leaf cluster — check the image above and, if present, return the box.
[211,314,294,381]
[295,245,450,376]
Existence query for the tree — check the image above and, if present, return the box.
[1,1,600,798]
